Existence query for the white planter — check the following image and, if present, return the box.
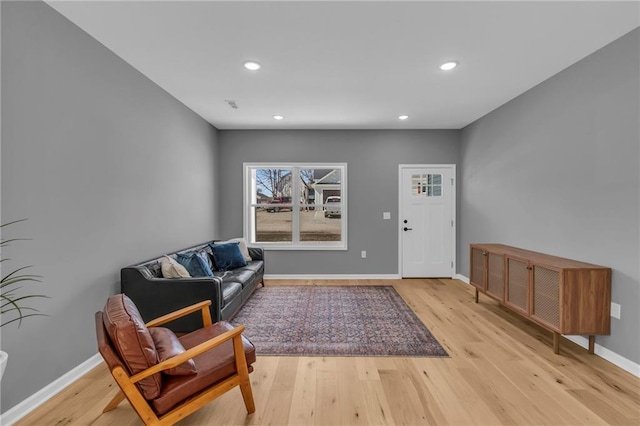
[0,350,8,380]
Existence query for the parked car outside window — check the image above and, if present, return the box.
[324,196,341,218]
[266,196,292,212]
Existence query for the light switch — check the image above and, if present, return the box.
[383,212,391,220]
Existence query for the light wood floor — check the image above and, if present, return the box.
[17,279,640,425]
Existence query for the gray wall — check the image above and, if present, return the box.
[458,29,640,364]
[1,1,219,412]
[219,130,459,275]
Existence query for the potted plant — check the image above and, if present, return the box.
[1,219,47,379]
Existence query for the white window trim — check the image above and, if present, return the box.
[243,162,348,250]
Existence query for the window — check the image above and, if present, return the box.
[244,163,347,250]
[411,173,442,197]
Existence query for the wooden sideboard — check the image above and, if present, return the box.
[470,243,611,354]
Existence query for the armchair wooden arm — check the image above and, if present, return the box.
[145,300,212,328]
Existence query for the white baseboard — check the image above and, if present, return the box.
[563,335,640,378]
[264,274,401,280]
[1,353,102,426]
[454,273,470,284]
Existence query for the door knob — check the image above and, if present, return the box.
[403,227,413,231]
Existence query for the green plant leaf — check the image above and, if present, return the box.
[0,219,47,327]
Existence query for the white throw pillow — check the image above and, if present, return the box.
[161,255,191,278]
[219,238,252,262]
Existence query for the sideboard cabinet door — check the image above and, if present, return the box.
[531,265,561,331]
[486,252,505,301]
[506,256,530,314]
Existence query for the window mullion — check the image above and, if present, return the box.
[291,166,300,245]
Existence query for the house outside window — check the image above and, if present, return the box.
[244,163,347,250]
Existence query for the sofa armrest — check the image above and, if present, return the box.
[248,246,264,261]
[121,267,223,330]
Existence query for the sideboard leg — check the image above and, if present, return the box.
[475,288,479,303]
[553,332,560,354]
[588,335,595,354]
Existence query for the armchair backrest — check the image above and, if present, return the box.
[95,311,126,371]
[97,294,162,399]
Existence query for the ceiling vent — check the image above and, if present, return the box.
[225,100,238,109]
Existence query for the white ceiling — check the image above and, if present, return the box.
[46,1,639,130]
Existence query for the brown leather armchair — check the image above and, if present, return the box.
[95,294,256,425]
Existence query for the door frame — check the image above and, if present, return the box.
[398,164,457,278]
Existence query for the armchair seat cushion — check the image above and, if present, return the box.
[151,321,256,415]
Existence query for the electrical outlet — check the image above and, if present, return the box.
[361,251,367,259]
[611,302,621,319]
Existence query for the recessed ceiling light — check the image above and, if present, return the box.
[243,61,262,71]
[273,115,284,120]
[398,115,409,120]
[440,61,458,71]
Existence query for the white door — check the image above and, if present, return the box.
[400,165,455,277]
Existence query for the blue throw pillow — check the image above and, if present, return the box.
[175,252,214,277]
[209,242,247,271]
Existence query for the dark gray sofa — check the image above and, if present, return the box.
[120,241,264,332]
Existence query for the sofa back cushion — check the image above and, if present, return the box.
[138,260,163,279]
[102,294,162,400]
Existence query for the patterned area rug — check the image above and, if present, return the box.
[231,286,448,357]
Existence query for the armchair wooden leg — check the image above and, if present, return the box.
[103,390,125,412]
[239,378,255,414]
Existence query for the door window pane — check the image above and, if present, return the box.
[412,173,443,197]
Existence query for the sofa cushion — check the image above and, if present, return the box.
[216,238,252,262]
[151,321,256,415]
[237,261,264,276]
[102,294,162,400]
[176,252,214,277]
[149,327,197,376]
[209,242,247,271]
[197,248,215,272]
[223,269,256,288]
[145,260,163,279]
[161,256,190,278]
[220,281,243,307]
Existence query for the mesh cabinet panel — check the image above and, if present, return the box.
[507,258,529,311]
[471,248,485,288]
[487,252,504,299]
[533,266,560,329]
